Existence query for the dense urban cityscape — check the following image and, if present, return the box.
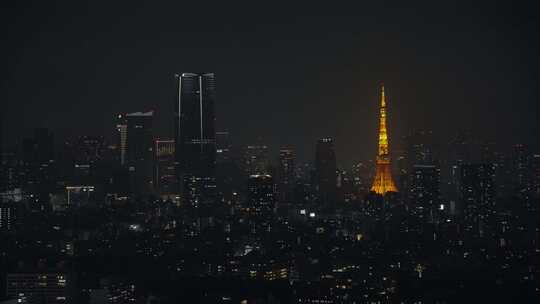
[1,74,539,303]
[2,1,540,303]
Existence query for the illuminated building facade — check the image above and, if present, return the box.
[174,73,216,206]
[460,163,495,233]
[247,174,275,214]
[409,165,441,222]
[154,139,176,195]
[371,85,398,194]
[0,202,16,230]
[116,114,128,166]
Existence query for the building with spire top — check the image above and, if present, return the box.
[371,85,398,194]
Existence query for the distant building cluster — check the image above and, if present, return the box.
[1,79,540,302]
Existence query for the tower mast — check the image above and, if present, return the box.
[371,84,398,194]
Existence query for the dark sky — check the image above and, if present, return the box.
[2,1,539,165]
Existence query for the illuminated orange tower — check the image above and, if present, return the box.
[371,84,398,194]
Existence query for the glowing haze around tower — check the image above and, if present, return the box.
[371,85,398,194]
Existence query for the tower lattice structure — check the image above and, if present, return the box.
[371,84,398,194]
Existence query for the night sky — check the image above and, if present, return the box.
[2,1,539,165]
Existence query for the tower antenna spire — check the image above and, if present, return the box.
[371,83,398,194]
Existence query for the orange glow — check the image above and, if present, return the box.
[371,84,398,194]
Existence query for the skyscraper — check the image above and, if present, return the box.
[512,144,532,195]
[0,201,16,231]
[247,174,275,214]
[460,164,495,233]
[315,138,337,203]
[116,114,128,166]
[22,128,56,207]
[174,73,216,206]
[154,139,176,195]
[216,131,231,164]
[277,148,295,203]
[404,130,436,169]
[409,165,441,222]
[371,85,398,194]
[63,136,105,185]
[243,144,270,175]
[0,114,3,192]
[533,154,540,196]
[125,111,154,194]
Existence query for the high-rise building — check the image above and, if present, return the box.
[125,111,154,194]
[401,130,437,202]
[409,165,441,222]
[174,73,216,206]
[460,164,495,233]
[277,148,295,202]
[116,114,128,166]
[244,145,270,175]
[371,85,398,194]
[315,138,337,203]
[247,174,275,214]
[404,130,436,168]
[62,136,105,184]
[216,131,231,164]
[21,128,56,207]
[351,162,371,195]
[0,201,16,231]
[0,151,20,195]
[512,144,532,194]
[154,139,176,195]
[533,154,540,196]
[0,113,3,192]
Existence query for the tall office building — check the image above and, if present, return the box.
[63,136,105,184]
[512,144,532,195]
[409,165,441,222]
[533,154,540,196]
[216,131,231,164]
[154,139,176,195]
[125,111,154,194]
[404,130,436,168]
[445,132,480,202]
[0,114,3,192]
[460,164,495,233]
[22,128,56,207]
[0,202,16,231]
[1,151,20,195]
[371,85,398,194]
[247,174,275,214]
[277,148,295,202]
[315,138,337,203]
[174,73,216,206]
[244,144,270,175]
[116,114,128,166]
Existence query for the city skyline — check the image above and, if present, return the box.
[2,1,539,164]
[2,2,540,302]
